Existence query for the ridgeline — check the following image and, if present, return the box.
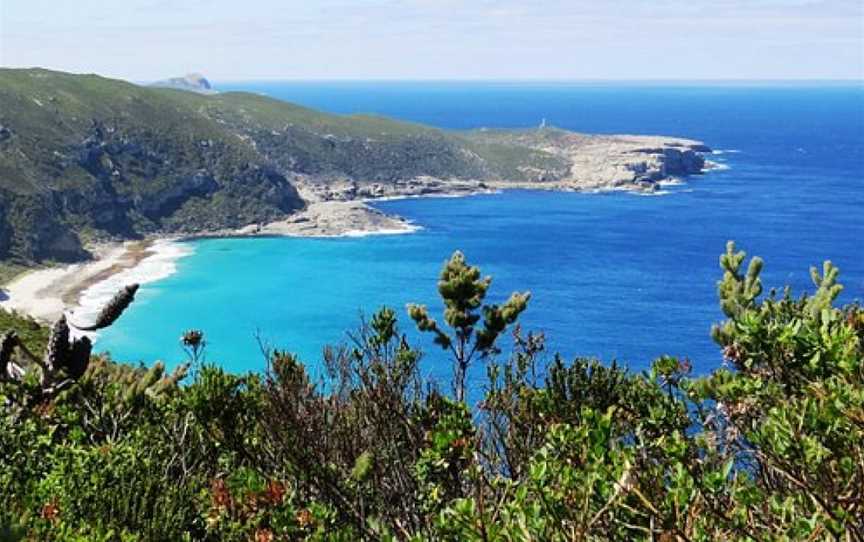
[0,69,709,268]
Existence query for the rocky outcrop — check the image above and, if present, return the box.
[149,73,216,94]
[0,193,88,262]
[281,132,711,201]
[258,200,416,237]
[134,172,219,218]
[298,176,490,203]
[533,133,708,191]
[0,202,12,260]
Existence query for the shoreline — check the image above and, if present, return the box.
[0,170,719,325]
[0,241,155,324]
[0,200,420,325]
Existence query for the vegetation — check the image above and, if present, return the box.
[0,262,27,286]
[1,242,862,540]
[0,68,568,267]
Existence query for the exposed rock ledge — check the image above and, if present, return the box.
[296,133,710,202]
[540,133,710,191]
[251,201,417,237]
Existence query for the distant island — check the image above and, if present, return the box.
[148,72,216,94]
[0,68,711,300]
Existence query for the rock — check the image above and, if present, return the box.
[0,204,12,260]
[149,73,216,94]
[2,194,88,262]
[533,134,710,190]
[259,200,416,237]
[135,172,219,218]
[183,73,212,91]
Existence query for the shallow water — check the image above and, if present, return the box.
[95,82,864,398]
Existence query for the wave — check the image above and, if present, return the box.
[340,223,423,237]
[712,149,742,155]
[582,186,634,195]
[368,189,502,203]
[705,160,731,171]
[71,239,195,341]
[634,190,672,197]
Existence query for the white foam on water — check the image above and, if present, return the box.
[583,186,632,194]
[367,189,502,203]
[712,149,742,155]
[70,239,195,341]
[705,160,732,172]
[340,223,423,237]
[634,190,672,197]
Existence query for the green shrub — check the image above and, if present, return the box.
[0,244,861,540]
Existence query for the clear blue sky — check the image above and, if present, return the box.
[1,0,862,81]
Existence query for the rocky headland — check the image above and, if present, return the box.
[296,133,709,203]
[0,68,712,321]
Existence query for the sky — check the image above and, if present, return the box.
[1,0,862,81]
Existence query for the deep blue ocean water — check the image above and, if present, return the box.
[95,82,864,397]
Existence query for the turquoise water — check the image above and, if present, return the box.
[96,83,864,396]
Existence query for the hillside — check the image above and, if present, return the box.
[0,69,709,267]
[0,69,306,264]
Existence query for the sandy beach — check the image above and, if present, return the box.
[0,200,418,324]
[0,242,154,323]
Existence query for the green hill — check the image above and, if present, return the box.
[0,68,567,266]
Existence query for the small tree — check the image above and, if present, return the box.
[407,251,530,403]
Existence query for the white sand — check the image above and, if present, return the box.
[0,201,418,325]
[0,244,131,323]
[0,239,198,326]
[70,239,194,338]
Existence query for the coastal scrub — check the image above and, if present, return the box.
[0,244,861,540]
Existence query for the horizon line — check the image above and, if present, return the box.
[211,77,864,85]
[3,66,862,86]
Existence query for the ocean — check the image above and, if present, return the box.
[93,82,864,397]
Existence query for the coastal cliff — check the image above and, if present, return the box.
[0,69,710,267]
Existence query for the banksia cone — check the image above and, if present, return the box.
[72,284,139,331]
[44,316,71,372]
[66,337,93,379]
[1,331,19,375]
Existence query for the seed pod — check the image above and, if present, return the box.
[72,284,139,331]
[44,315,71,372]
[65,337,93,379]
[181,329,204,348]
[1,331,20,376]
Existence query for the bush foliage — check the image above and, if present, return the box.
[1,242,862,540]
